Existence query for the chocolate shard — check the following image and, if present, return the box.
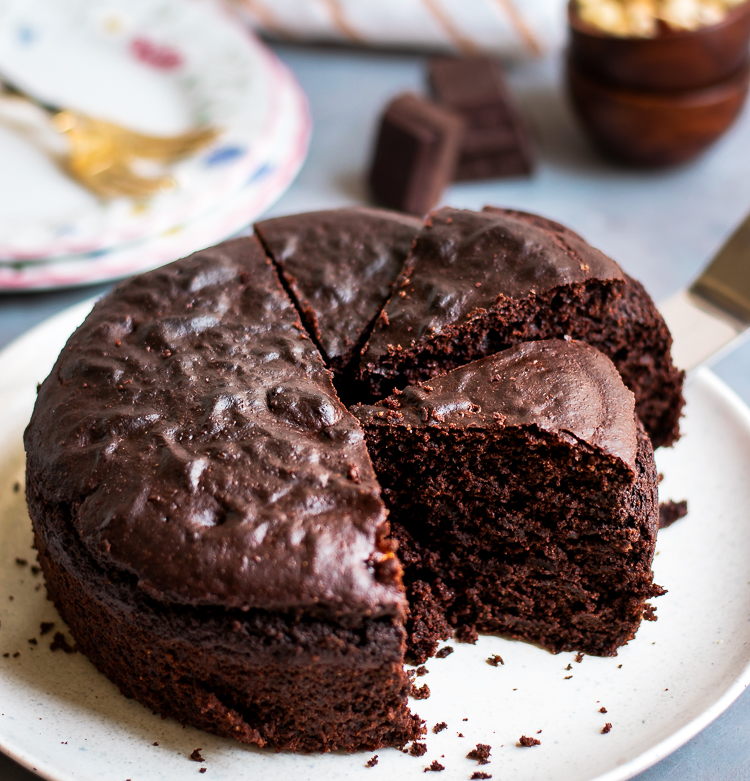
[369,93,464,217]
[428,56,535,181]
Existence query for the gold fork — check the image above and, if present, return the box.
[0,77,218,199]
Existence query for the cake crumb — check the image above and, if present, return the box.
[537,730,542,734]
[366,755,379,768]
[457,733,464,738]
[15,558,27,566]
[462,718,468,721]
[49,632,76,654]
[564,675,573,680]
[618,664,622,669]
[456,625,478,644]
[659,500,688,529]
[28,638,37,646]
[189,748,205,762]
[416,666,429,676]
[565,663,572,670]
[31,565,41,575]
[435,646,453,658]
[575,652,584,663]
[412,683,431,700]
[602,723,612,734]
[518,736,541,747]
[424,761,444,772]
[471,774,492,780]
[40,622,54,636]
[486,655,504,667]
[410,741,428,757]
[153,742,159,746]
[467,743,491,764]
[199,769,206,775]
[433,722,448,734]
[12,482,20,493]
[2,653,9,658]
[12,652,19,658]
[599,707,608,713]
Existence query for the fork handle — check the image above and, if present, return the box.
[0,73,61,115]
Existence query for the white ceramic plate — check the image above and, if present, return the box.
[1,303,749,781]
[0,58,310,291]
[0,0,292,260]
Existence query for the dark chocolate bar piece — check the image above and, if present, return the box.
[428,56,535,181]
[369,93,464,216]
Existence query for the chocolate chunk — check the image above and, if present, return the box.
[659,500,688,529]
[369,93,464,216]
[428,57,535,181]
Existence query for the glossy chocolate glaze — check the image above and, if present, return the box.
[24,237,403,618]
[361,206,624,360]
[354,340,638,473]
[255,208,421,370]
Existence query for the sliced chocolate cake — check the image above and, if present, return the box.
[354,340,664,663]
[255,207,421,381]
[359,206,684,447]
[24,236,423,752]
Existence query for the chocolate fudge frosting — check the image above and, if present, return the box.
[24,237,403,618]
[255,208,421,370]
[355,340,638,473]
[361,206,624,361]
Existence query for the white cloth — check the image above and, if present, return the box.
[230,0,566,59]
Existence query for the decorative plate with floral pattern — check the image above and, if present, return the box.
[0,0,301,260]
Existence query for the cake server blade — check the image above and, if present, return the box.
[660,211,750,374]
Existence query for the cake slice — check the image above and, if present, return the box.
[359,206,684,447]
[354,340,664,663]
[25,236,423,752]
[255,207,421,382]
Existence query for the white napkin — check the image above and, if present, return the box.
[231,0,566,59]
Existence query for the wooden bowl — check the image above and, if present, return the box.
[568,0,750,90]
[567,58,750,166]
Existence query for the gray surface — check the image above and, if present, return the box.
[2,40,750,780]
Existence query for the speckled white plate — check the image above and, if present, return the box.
[0,303,749,781]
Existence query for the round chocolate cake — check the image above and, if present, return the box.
[24,206,680,753]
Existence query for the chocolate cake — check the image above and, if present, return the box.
[24,237,423,752]
[25,205,675,753]
[255,207,420,381]
[354,341,663,662]
[359,206,684,448]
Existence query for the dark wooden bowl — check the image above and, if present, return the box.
[569,0,750,90]
[567,58,750,167]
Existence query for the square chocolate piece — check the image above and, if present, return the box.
[428,56,535,181]
[369,93,464,216]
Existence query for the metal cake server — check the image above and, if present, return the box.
[660,211,750,374]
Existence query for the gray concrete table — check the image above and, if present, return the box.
[2,42,750,781]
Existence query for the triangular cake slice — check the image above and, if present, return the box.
[354,339,664,662]
[255,207,421,379]
[359,206,684,447]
